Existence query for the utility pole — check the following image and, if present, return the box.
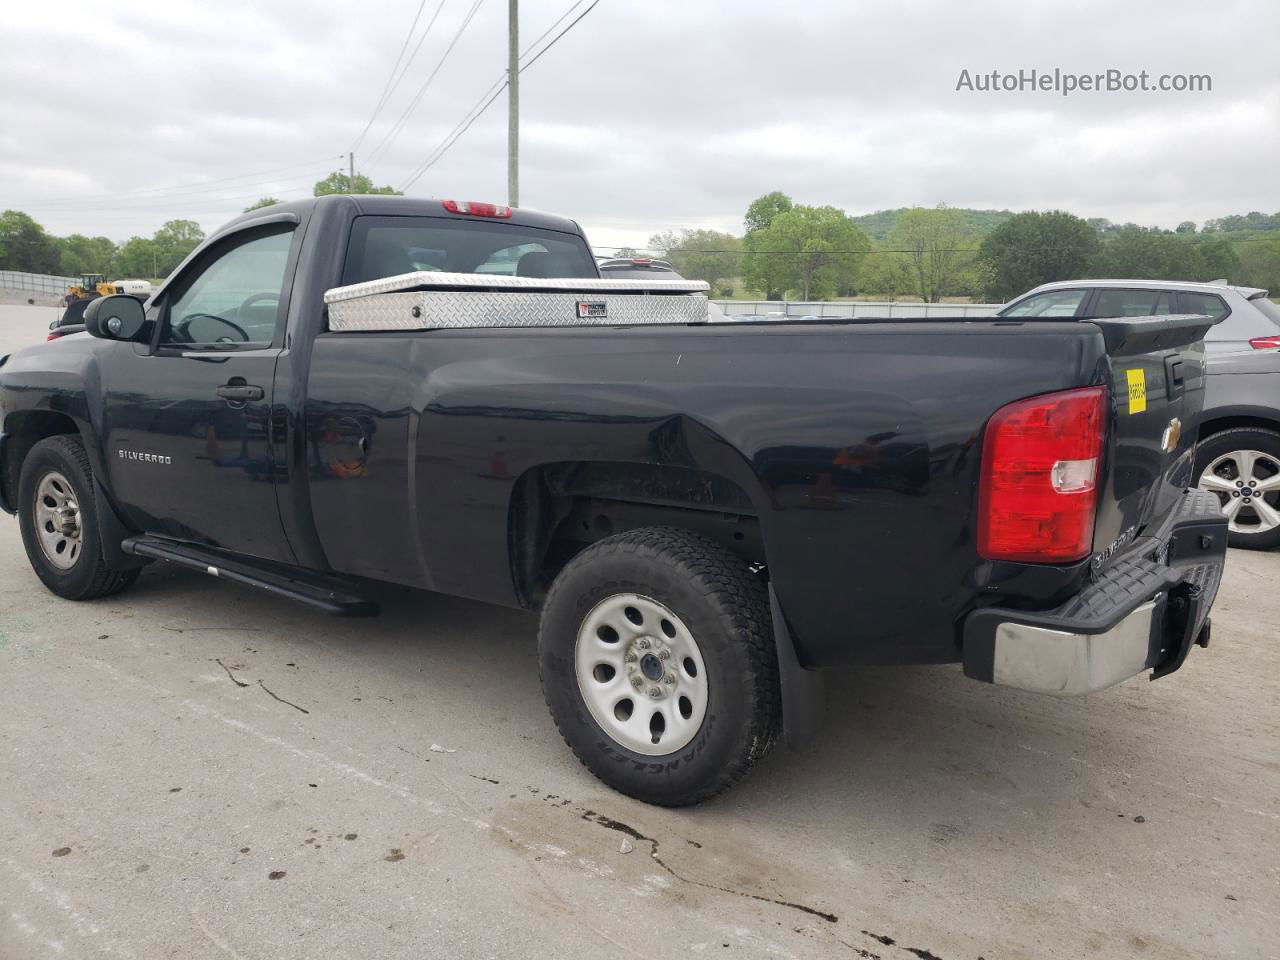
[507,0,519,207]
[348,151,355,186]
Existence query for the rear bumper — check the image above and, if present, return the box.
[962,489,1226,695]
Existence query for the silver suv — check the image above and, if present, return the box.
[999,279,1280,352]
[1001,279,1280,549]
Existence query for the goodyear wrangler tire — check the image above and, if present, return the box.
[17,435,139,601]
[538,527,780,806]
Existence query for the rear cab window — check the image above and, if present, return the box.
[342,216,598,285]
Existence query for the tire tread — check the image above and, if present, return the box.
[539,527,779,806]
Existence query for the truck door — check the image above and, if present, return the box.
[100,224,298,564]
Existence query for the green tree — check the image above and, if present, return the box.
[313,172,401,196]
[744,205,869,300]
[1234,235,1280,291]
[113,236,160,279]
[152,219,205,276]
[0,210,61,273]
[1196,237,1240,280]
[1176,220,1197,234]
[244,197,281,212]
[648,229,742,294]
[57,234,118,276]
[887,205,976,303]
[1092,231,1238,282]
[744,191,793,235]
[856,245,911,297]
[977,210,1100,300]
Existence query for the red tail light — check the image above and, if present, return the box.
[978,386,1107,563]
[442,199,512,218]
[46,331,66,341]
[1249,336,1280,350]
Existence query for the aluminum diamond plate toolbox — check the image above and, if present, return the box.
[324,271,711,332]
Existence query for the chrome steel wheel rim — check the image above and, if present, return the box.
[574,593,708,756]
[34,470,83,570]
[1198,449,1280,535]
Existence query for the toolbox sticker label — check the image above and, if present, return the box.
[1126,369,1147,414]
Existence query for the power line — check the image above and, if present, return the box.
[350,0,449,155]
[521,0,589,58]
[25,157,341,207]
[519,0,599,72]
[363,0,487,171]
[401,0,601,190]
[401,81,508,190]
[36,185,316,215]
[31,171,329,212]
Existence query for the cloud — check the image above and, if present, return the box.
[1,0,1275,248]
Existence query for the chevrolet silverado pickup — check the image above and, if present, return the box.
[0,196,1227,805]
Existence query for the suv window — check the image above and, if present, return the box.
[342,216,596,284]
[1001,289,1087,317]
[1178,292,1230,322]
[1090,289,1173,316]
[1180,291,1268,343]
[163,230,293,346]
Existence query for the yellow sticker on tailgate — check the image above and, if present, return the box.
[1126,368,1147,414]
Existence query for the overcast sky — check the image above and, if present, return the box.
[2,0,1277,250]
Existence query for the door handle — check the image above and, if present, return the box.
[216,380,264,402]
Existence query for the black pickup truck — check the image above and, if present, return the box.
[0,196,1227,805]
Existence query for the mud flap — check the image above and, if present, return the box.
[93,476,148,571]
[769,583,824,749]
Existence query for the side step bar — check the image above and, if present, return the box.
[121,536,379,617]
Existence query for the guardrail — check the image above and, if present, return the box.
[713,300,1002,318]
[0,271,78,297]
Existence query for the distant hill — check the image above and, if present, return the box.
[848,207,1280,244]
[850,207,1016,241]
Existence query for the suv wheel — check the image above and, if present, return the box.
[1194,427,1280,550]
[538,527,779,806]
[17,435,139,600]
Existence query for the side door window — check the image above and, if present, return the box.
[1001,289,1088,317]
[1090,289,1174,316]
[161,230,293,347]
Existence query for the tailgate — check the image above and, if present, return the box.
[1088,313,1217,570]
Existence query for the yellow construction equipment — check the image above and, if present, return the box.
[64,273,114,304]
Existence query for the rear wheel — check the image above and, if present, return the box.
[538,527,779,806]
[1194,427,1280,550]
[17,435,139,600]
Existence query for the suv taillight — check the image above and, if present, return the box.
[1249,336,1280,350]
[978,386,1107,563]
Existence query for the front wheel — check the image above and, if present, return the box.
[1194,427,1280,550]
[538,527,779,806]
[17,435,139,600]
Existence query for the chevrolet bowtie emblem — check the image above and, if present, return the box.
[1161,417,1182,453]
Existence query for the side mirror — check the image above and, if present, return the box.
[84,295,148,342]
